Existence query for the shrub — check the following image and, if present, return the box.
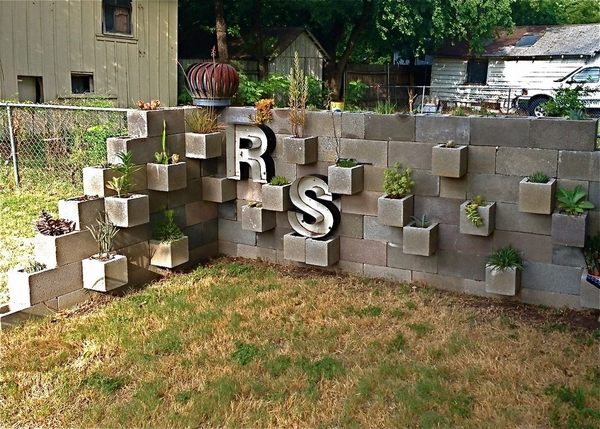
[375,100,396,114]
[542,86,590,119]
[556,185,594,216]
[584,233,600,276]
[487,246,524,271]
[528,171,550,184]
[345,80,368,110]
[270,176,289,186]
[153,209,184,243]
[383,162,414,198]
[185,108,221,134]
[106,151,140,197]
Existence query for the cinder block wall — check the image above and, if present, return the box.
[219,107,600,309]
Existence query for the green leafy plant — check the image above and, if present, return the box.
[374,100,396,114]
[270,176,289,186]
[34,210,75,236]
[584,233,600,276]
[410,215,431,228]
[153,209,184,243]
[383,162,414,198]
[154,120,179,164]
[443,140,456,148]
[542,86,590,119]
[87,213,119,260]
[556,185,594,216]
[336,158,358,168]
[465,195,486,227]
[528,171,550,184]
[185,108,222,134]
[451,106,468,116]
[487,246,524,271]
[345,80,368,110]
[106,151,140,197]
[288,51,309,138]
[21,260,47,274]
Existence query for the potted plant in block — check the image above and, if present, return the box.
[328,158,364,195]
[283,52,318,165]
[261,176,292,212]
[83,161,118,197]
[431,140,468,178]
[7,260,48,310]
[150,209,189,268]
[377,162,415,227]
[241,201,276,232]
[551,185,594,247]
[485,245,524,296]
[82,214,128,292]
[581,233,600,309]
[147,120,187,191]
[518,171,556,215]
[460,195,496,236]
[184,107,223,159]
[104,151,150,228]
[58,194,104,230]
[403,215,439,256]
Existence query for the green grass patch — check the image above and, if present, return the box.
[231,341,260,365]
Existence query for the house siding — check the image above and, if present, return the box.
[0,0,177,107]
[269,32,324,79]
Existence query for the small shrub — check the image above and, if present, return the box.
[153,209,184,242]
[542,86,590,119]
[465,195,486,227]
[345,80,368,110]
[185,108,221,134]
[487,245,524,271]
[34,210,75,236]
[556,185,594,216]
[383,162,414,198]
[528,171,550,184]
[374,100,396,114]
[87,213,119,259]
[336,158,358,168]
[22,260,47,273]
[269,176,289,186]
[250,98,274,125]
[106,151,140,197]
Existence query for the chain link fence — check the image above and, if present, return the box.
[1,103,129,190]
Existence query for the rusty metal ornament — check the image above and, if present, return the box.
[186,62,239,107]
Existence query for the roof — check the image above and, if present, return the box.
[436,24,600,59]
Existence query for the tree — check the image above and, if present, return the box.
[214,0,229,61]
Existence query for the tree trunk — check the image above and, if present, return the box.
[214,0,229,62]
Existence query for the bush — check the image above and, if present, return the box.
[344,80,369,110]
[383,162,414,198]
[542,86,590,119]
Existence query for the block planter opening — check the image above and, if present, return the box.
[431,144,468,178]
[518,177,556,215]
[485,266,521,296]
[58,196,105,230]
[459,199,496,237]
[241,204,276,232]
[146,162,187,192]
[403,220,438,256]
[104,194,150,228]
[83,254,128,292]
[378,194,414,228]
[328,164,364,195]
[261,183,292,212]
[150,236,190,269]
[185,131,223,159]
[283,136,318,165]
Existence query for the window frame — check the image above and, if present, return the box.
[464,59,489,86]
[101,0,134,38]
[71,73,95,95]
[570,67,600,84]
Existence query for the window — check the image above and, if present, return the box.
[515,34,541,47]
[570,67,600,84]
[102,0,132,35]
[17,76,43,103]
[465,59,488,85]
[71,73,94,94]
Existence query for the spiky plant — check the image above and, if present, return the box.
[106,151,140,197]
[154,120,171,164]
[410,215,431,228]
[528,171,550,184]
[487,246,524,272]
[34,210,75,236]
[288,51,308,137]
[87,213,119,260]
[153,209,184,243]
[556,185,594,216]
[185,108,222,134]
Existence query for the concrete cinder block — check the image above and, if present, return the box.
[340,237,386,265]
[119,241,151,269]
[439,223,491,256]
[364,113,415,141]
[403,222,438,256]
[470,117,530,147]
[337,213,364,239]
[237,244,278,263]
[388,141,433,170]
[341,138,388,167]
[283,136,318,165]
[580,272,600,309]
[83,166,118,197]
[105,194,150,228]
[467,174,520,204]
[162,108,186,134]
[496,202,551,235]
[459,200,496,236]
[150,237,190,268]
[270,108,291,134]
[241,205,276,232]
[485,266,521,296]
[496,147,558,177]
[283,232,307,262]
[387,243,438,273]
[519,288,580,309]
[467,145,496,174]
[113,224,152,250]
[186,159,202,180]
[273,159,297,182]
[437,250,486,281]
[219,240,238,257]
[530,118,598,151]
[363,264,412,283]
[303,111,341,138]
[363,166,384,192]
[8,261,83,309]
[58,196,105,230]
[82,255,128,292]
[552,245,586,268]
[220,106,254,124]
[558,150,600,181]
[377,194,414,227]
[588,181,600,212]
[107,136,161,165]
[412,271,488,297]
[34,230,97,268]
[257,227,293,250]
[306,236,340,267]
[492,230,552,263]
[412,169,440,197]
[261,184,292,212]
[519,178,556,215]
[341,112,366,139]
[328,165,364,195]
[431,145,468,178]
[440,177,467,200]
[297,161,329,177]
[521,261,582,294]
[218,219,256,246]
[146,162,187,192]
[127,109,164,138]
[340,192,384,216]
[184,218,219,249]
[57,288,93,310]
[188,242,219,263]
[217,201,237,220]
[415,115,470,145]
[551,211,587,248]
[202,176,237,203]
[364,216,403,243]
[414,196,462,225]
[185,132,223,159]
[200,158,219,177]
[185,200,218,226]
[316,136,338,163]
[236,180,263,202]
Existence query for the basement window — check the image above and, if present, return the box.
[465,59,488,85]
[71,73,94,94]
[17,76,44,103]
[102,0,132,35]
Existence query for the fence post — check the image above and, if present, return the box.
[6,105,20,187]
[420,86,425,113]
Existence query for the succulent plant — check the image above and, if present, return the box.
[35,210,75,236]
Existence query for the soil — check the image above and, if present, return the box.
[68,195,100,202]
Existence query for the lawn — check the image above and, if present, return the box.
[1,259,599,428]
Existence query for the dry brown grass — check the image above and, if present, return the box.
[1,258,599,428]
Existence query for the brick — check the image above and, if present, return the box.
[341,112,366,139]
[415,115,470,145]
[257,227,293,250]
[236,180,263,202]
[34,230,97,268]
[297,161,329,177]
[58,197,105,230]
[364,113,415,141]
[270,108,292,134]
[470,117,530,147]
[363,166,384,191]
[283,233,306,262]
[105,194,150,228]
[467,145,496,174]
[273,159,297,182]
[340,237,386,265]
[341,191,380,215]
[146,162,187,192]
[414,196,462,225]
[412,271,489,297]
[558,151,600,181]
[387,243,437,273]
[217,201,237,220]
[184,218,219,248]
[283,136,318,165]
[552,245,586,268]
[388,141,433,170]
[438,223,491,256]
[185,201,218,226]
[241,206,276,232]
[328,165,364,195]
[218,240,238,257]
[127,109,164,138]
[551,211,587,248]
[150,237,189,268]
[237,244,278,263]
[521,262,582,294]
[316,136,338,163]
[467,174,520,203]
[363,216,403,243]
[440,177,467,199]
[341,138,388,167]
[412,170,439,197]
[185,132,223,159]
[496,147,558,177]
[363,264,412,283]
[530,118,598,151]
[304,111,342,138]
[218,219,256,246]
[438,250,486,280]
[335,213,364,238]
[202,176,236,203]
[520,288,580,309]
[306,236,340,267]
[492,230,552,263]
[518,178,556,215]
[496,202,551,235]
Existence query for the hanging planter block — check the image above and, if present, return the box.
[377,194,414,228]
[459,201,496,237]
[551,211,587,248]
[241,205,276,232]
[485,266,521,296]
[83,166,118,197]
[146,162,187,192]
[518,178,556,215]
[82,255,128,292]
[431,144,468,178]
[150,237,190,268]
[328,165,364,195]
[104,194,150,228]
[402,222,439,256]
[185,132,223,159]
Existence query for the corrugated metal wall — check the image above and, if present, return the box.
[0,0,177,107]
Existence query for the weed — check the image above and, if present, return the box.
[357,306,382,317]
[231,341,260,365]
[408,322,433,337]
[175,390,193,404]
[388,333,407,352]
[83,372,127,394]
[265,355,291,377]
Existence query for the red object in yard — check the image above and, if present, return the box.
[186,62,239,107]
